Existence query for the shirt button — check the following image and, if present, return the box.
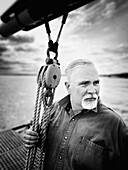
[59,156,62,160]
[64,136,68,140]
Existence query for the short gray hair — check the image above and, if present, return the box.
[65,59,94,81]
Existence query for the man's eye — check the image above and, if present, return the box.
[79,82,89,86]
[94,80,100,85]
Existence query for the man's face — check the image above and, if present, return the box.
[65,65,100,110]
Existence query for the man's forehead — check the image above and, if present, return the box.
[70,65,99,81]
[72,64,98,74]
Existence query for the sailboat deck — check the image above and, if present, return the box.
[0,129,40,170]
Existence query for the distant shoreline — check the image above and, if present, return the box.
[0,72,128,78]
[100,73,128,78]
[0,73,37,76]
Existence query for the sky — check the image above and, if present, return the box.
[0,0,128,75]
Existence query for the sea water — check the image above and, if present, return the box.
[0,75,128,130]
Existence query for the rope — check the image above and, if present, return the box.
[24,71,55,170]
[24,76,41,170]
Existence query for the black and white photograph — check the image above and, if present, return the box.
[0,0,128,170]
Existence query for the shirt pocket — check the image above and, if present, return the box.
[74,136,105,170]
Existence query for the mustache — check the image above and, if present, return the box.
[83,94,98,100]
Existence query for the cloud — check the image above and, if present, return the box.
[67,0,128,33]
[14,46,37,52]
[0,33,37,58]
[85,0,128,20]
[0,56,22,74]
[0,34,36,55]
[0,33,39,74]
[102,1,116,18]
[0,57,21,66]
[0,54,39,74]
[0,34,34,45]
[0,44,9,55]
[115,0,128,11]
[69,1,114,23]
[0,58,11,68]
[103,44,128,55]
[8,35,34,44]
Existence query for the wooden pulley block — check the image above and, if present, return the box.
[44,64,61,88]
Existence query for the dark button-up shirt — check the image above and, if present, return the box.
[43,95,128,170]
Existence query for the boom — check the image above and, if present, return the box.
[0,0,95,37]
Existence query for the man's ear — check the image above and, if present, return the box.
[65,82,70,93]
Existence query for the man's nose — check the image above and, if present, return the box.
[87,84,96,94]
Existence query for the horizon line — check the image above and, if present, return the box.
[0,72,128,78]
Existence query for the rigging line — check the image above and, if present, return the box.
[56,13,68,43]
[45,12,68,46]
[45,21,52,42]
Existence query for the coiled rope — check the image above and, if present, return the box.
[24,68,55,170]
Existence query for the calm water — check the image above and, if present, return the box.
[0,75,128,130]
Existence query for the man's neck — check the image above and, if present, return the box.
[71,99,83,115]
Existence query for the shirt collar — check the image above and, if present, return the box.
[59,94,99,113]
[91,106,97,113]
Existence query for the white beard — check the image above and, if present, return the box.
[81,94,98,110]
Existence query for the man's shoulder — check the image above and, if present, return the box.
[58,95,70,107]
[47,95,69,120]
[98,101,125,124]
[50,95,70,109]
[98,102,128,134]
